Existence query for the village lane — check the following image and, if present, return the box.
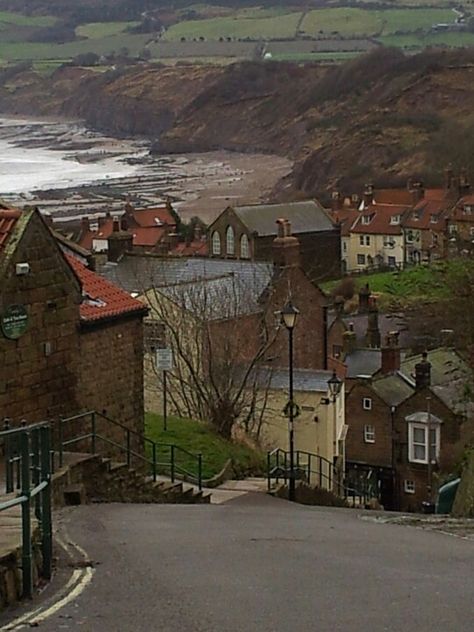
[3,494,474,632]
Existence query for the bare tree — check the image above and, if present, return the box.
[144,272,280,439]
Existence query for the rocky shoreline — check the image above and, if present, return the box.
[0,118,291,225]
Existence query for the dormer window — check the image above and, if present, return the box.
[430,214,438,223]
[390,215,401,225]
[463,205,473,214]
[361,215,372,225]
[412,212,420,221]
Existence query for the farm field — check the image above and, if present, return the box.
[300,7,455,37]
[75,21,139,39]
[163,9,303,41]
[0,4,471,65]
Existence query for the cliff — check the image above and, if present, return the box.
[1,49,474,197]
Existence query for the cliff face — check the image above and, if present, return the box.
[1,49,474,197]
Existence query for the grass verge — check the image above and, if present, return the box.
[145,413,265,480]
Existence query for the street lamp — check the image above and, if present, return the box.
[281,301,299,502]
[327,370,343,493]
[327,370,342,402]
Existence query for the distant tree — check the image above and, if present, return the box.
[71,52,100,67]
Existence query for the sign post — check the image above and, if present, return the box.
[156,348,173,432]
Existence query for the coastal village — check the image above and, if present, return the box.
[0,3,474,622]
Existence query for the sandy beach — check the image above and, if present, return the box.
[0,118,292,225]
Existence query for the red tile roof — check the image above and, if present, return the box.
[403,198,451,230]
[66,254,147,323]
[172,239,209,257]
[78,208,175,251]
[374,189,415,205]
[330,208,360,237]
[351,204,409,235]
[451,195,474,222]
[131,207,176,228]
[131,226,167,247]
[0,209,21,254]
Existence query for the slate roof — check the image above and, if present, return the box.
[231,200,334,237]
[156,272,268,320]
[258,368,334,393]
[101,254,274,295]
[66,255,148,323]
[345,349,383,379]
[371,348,472,413]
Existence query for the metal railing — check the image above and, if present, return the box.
[0,420,52,599]
[58,411,203,490]
[267,448,370,507]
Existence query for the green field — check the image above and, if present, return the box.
[163,10,303,41]
[0,10,56,28]
[145,413,265,480]
[300,8,456,38]
[76,21,140,40]
[0,33,151,61]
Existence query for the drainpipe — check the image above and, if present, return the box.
[323,305,328,370]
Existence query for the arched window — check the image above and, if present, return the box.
[240,233,250,259]
[226,226,235,256]
[212,231,221,256]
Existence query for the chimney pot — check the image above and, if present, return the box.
[381,331,401,374]
[273,218,300,269]
[358,283,371,313]
[415,352,431,390]
[81,216,90,232]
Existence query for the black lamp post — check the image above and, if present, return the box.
[281,301,299,502]
[327,370,342,403]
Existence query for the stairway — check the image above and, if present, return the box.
[55,453,211,506]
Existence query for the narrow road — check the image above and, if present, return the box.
[3,494,473,631]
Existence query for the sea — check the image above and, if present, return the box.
[0,117,143,196]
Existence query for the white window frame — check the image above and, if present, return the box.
[361,215,372,225]
[226,226,235,256]
[390,215,401,225]
[408,422,440,465]
[240,233,249,259]
[359,235,364,245]
[365,235,370,246]
[364,424,375,444]
[362,397,372,410]
[404,480,416,494]
[212,231,221,255]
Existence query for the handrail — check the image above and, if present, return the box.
[267,447,369,506]
[59,411,203,490]
[0,421,52,599]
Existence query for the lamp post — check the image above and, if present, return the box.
[327,370,343,493]
[281,301,299,502]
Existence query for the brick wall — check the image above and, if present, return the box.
[394,389,463,512]
[0,212,81,425]
[264,266,328,371]
[345,382,393,469]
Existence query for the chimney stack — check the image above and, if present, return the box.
[381,332,401,375]
[331,191,342,211]
[365,297,381,348]
[410,180,425,203]
[445,166,454,190]
[107,215,133,262]
[358,283,371,313]
[415,352,431,390]
[459,168,471,196]
[342,323,357,355]
[81,216,90,233]
[363,184,374,207]
[272,219,300,269]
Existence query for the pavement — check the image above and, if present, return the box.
[1,491,473,632]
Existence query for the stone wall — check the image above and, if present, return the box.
[77,316,145,445]
[0,212,82,425]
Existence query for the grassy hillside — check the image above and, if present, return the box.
[322,259,474,308]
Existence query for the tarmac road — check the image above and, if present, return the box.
[2,493,473,632]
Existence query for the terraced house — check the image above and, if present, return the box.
[330,172,472,272]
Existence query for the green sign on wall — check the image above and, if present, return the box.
[1,304,29,340]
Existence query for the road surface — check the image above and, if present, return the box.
[2,493,473,631]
